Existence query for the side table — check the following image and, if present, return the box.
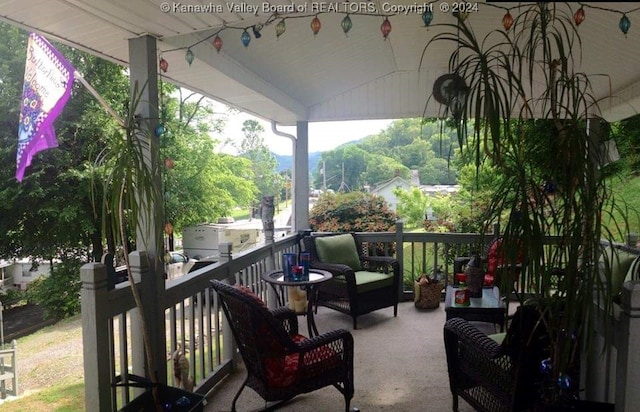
[261,269,332,337]
[444,285,506,332]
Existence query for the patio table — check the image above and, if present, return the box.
[261,269,332,337]
[444,285,506,332]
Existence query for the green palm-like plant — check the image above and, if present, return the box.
[91,80,164,399]
[424,3,627,406]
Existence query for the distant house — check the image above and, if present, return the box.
[420,184,461,196]
[369,173,413,211]
[0,259,54,291]
[369,170,461,211]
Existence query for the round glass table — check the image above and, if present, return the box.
[261,269,332,337]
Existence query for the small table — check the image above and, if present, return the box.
[444,286,506,332]
[261,269,332,337]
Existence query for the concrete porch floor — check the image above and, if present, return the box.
[203,300,501,412]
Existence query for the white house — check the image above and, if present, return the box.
[369,174,413,211]
[1,259,54,291]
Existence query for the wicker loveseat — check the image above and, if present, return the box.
[302,233,400,329]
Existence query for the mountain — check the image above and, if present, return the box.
[274,152,323,175]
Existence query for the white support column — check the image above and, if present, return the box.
[128,35,163,261]
[294,121,310,231]
[127,35,166,384]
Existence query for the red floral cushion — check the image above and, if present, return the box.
[264,334,340,388]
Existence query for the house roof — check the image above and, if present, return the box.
[2,2,640,125]
[371,175,411,193]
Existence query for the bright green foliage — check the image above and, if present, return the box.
[361,155,409,187]
[314,118,460,190]
[316,145,370,191]
[27,257,83,319]
[160,95,257,233]
[394,187,430,229]
[309,192,397,232]
[0,288,26,308]
[238,119,283,204]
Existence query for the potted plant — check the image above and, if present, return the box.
[425,3,624,408]
[92,81,204,411]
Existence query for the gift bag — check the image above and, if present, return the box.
[414,274,441,309]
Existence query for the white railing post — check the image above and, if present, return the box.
[616,280,640,411]
[81,262,113,410]
[128,251,167,384]
[395,220,404,300]
[218,244,237,363]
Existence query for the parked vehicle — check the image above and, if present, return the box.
[166,251,195,280]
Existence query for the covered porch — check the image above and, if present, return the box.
[78,227,640,411]
[3,1,640,411]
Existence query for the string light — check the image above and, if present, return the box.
[381,17,391,40]
[502,11,514,31]
[158,3,639,69]
[252,24,263,39]
[422,10,433,27]
[212,35,223,53]
[620,14,631,35]
[341,14,353,35]
[574,6,585,26]
[184,49,194,66]
[276,19,286,39]
[159,57,168,73]
[311,15,322,36]
[241,29,251,47]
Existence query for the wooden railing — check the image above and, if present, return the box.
[80,223,640,411]
[0,339,17,399]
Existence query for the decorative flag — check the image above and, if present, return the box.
[16,33,75,181]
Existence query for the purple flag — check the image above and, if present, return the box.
[16,33,75,181]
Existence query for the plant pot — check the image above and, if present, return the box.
[119,384,205,411]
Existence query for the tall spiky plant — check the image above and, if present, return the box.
[424,3,627,405]
[92,80,164,407]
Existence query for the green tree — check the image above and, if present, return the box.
[394,187,430,229]
[361,155,408,186]
[0,23,258,273]
[316,145,370,191]
[161,88,257,234]
[238,119,282,203]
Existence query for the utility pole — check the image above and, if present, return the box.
[322,161,327,191]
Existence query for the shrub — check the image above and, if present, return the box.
[0,288,26,308]
[309,191,398,232]
[27,257,82,319]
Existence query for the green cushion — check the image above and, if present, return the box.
[599,247,637,296]
[488,332,506,345]
[332,270,394,293]
[315,234,361,270]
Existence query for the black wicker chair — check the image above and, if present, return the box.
[302,233,400,329]
[211,279,354,412]
[443,305,549,412]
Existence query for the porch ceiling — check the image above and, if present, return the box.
[2,1,640,124]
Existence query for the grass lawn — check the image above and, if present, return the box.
[1,383,85,412]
